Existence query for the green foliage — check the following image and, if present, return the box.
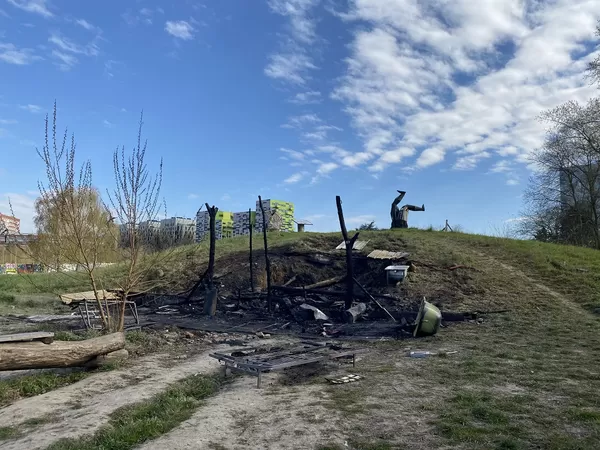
[47,374,220,450]
[0,371,88,406]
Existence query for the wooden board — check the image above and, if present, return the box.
[59,290,119,305]
[367,250,410,260]
[0,332,54,344]
[335,240,369,250]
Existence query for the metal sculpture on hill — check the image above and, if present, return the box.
[391,190,425,229]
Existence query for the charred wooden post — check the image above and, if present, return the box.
[336,196,359,310]
[258,196,272,311]
[204,203,218,316]
[249,208,255,292]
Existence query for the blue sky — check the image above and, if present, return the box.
[1,0,600,234]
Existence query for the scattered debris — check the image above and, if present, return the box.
[298,304,329,321]
[326,374,362,384]
[384,265,409,284]
[335,240,370,250]
[344,302,367,323]
[210,341,366,388]
[413,298,442,337]
[367,250,410,260]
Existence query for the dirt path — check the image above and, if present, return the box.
[0,345,231,450]
[138,370,347,450]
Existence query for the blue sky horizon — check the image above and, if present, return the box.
[1,0,600,235]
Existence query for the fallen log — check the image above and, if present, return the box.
[85,348,129,369]
[303,275,346,290]
[0,332,125,371]
[345,302,367,323]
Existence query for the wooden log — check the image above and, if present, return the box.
[336,196,358,310]
[303,275,345,290]
[0,332,125,371]
[85,349,129,369]
[345,302,367,323]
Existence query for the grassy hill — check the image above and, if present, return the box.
[1,229,600,448]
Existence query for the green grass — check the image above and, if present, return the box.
[0,371,89,406]
[0,414,60,442]
[47,374,221,450]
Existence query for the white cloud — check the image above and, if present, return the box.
[103,119,114,128]
[0,43,39,65]
[49,33,98,56]
[284,172,306,184]
[265,0,320,85]
[7,0,52,18]
[19,104,42,113]
[0,193,36,233]
[0,9,10,18]
[290,90,321,104]
[75,19,99,32]
[165,20,195,40]
[316,162,338,174]
[52,50,77,70]
[282,113,321,128]
[265,51,316,84]
[317,0,600,176]
[221,193,231,201]
[268,0,320,44]
[187,193,199,200]
[280,147,306,161]
[122,8,156,26]
[0,119,17,125]
[505,216,526,223]
[506,178,520,186]
[346,214,376,225]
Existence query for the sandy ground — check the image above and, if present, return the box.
[0,345,231,450]
[138,371,348,450]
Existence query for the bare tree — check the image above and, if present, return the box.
[107,112,164,331]
[522,99,600,248]
[29,102,115,329]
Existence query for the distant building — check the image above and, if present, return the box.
[195,199,295,242]
[196,210,233,241]
[255,199,295,233]
[233,211,256,237]
[138,220,161,245]
[0,213,20,236]
[160,217,195,244]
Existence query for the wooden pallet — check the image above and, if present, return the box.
[210,341,366,388]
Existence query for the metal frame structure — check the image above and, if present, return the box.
[210,341,365,388]
[76,300,139,329]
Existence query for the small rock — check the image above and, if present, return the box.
[183,331,195,339]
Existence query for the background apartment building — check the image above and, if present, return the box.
[160,217,195,244]
[196,199,294,241]
[196,210,233,241]
[0,213,20,237]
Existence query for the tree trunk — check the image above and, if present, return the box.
[206,203,217,289]
[258,196,272,311]
[249,208,254,292]
[336,196,358,310]
[0,332,125,371]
